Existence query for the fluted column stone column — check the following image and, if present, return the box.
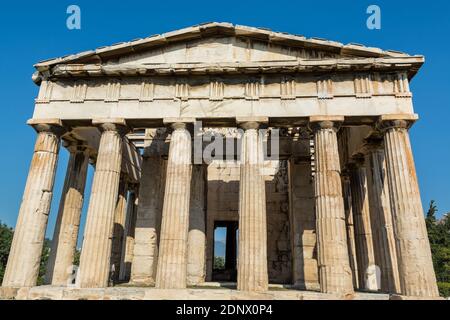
[110,176,128,282]
[130,155,166,285]
[342,172,359,289]
[119,187,138,282]
[2,120,65,287]
[288,131,318,290]
[45,143,89,286]
[187,165,207,285]
[155,120,193,289]
[310,117,354,295]
[77,119,128,288]
[378,116,439,297]
[364,139,401,293]
[237,119,268,292]
[349,159,377,290]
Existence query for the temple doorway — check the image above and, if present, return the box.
[212,221,238,282]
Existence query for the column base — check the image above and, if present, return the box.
[1,284,396,300]
[129,278,155,287]
[389,294,444,300]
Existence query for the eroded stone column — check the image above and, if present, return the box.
[110,176,128,282]
[237,119,268,292]
[155,121,193,289]
[379,117,439,297]
[349,160,377,290]
[77,120,128,288]
[187,165,207,286]
[310,117,354,295]
[364,139,400,293]
[288,131,318,290]
[130,154,166,286]
[119,187,138,282]
[2,120,64,287]
[342,172,359,289]
[45,144,89,286]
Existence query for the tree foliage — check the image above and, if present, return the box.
[0,221,51,285]
[425,200,450,297]
[0,222,14,284]
[213,256,225,270]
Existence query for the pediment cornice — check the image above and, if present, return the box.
[44,56,423,80]
[34,22,421,78]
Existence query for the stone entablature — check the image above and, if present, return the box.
[36,71,411,103]
[33,72,414,122]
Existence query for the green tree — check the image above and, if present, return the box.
[213,256,225,270]
[0,222,14,284]
[425,201,450,297]
[37,239,51,285]
[0,221,51,285]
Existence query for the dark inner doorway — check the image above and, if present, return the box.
[212,221,238,282]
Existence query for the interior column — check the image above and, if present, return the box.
[45,143,89,286]
[310,117,354,295]
[236,118,268,292]
[77,119,128,288]
[156,120,193,289]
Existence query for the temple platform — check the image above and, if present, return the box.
[0,284,393,300]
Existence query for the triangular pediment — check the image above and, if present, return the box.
[34,22,416,71]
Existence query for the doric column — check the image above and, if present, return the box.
[187,164,207,286]
[363,138,401,293]
[77,119,128,288]
[110,176,128,282]
[237,118,268,292]
[309,117,354,295]
[2,119,64,287]
[341,171,359,289]
[288,129,318,290]
[155,120,193,289]
[348,159,377,290]
[45,143,89,286]
[119,187,138,282]
[130,158,166,285]
[378,116,439,297]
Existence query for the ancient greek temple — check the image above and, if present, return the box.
[0,23,439,299]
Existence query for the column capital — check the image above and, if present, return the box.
[236,117,269,130]
[62,139,89,154]
[376,114,418,132]
[163,117,196,132]
[308,116,344,132]
[92,118,129,136]
[360,135,384,154]
[27,119,66,137]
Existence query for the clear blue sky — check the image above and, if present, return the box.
[0,1,449,243]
